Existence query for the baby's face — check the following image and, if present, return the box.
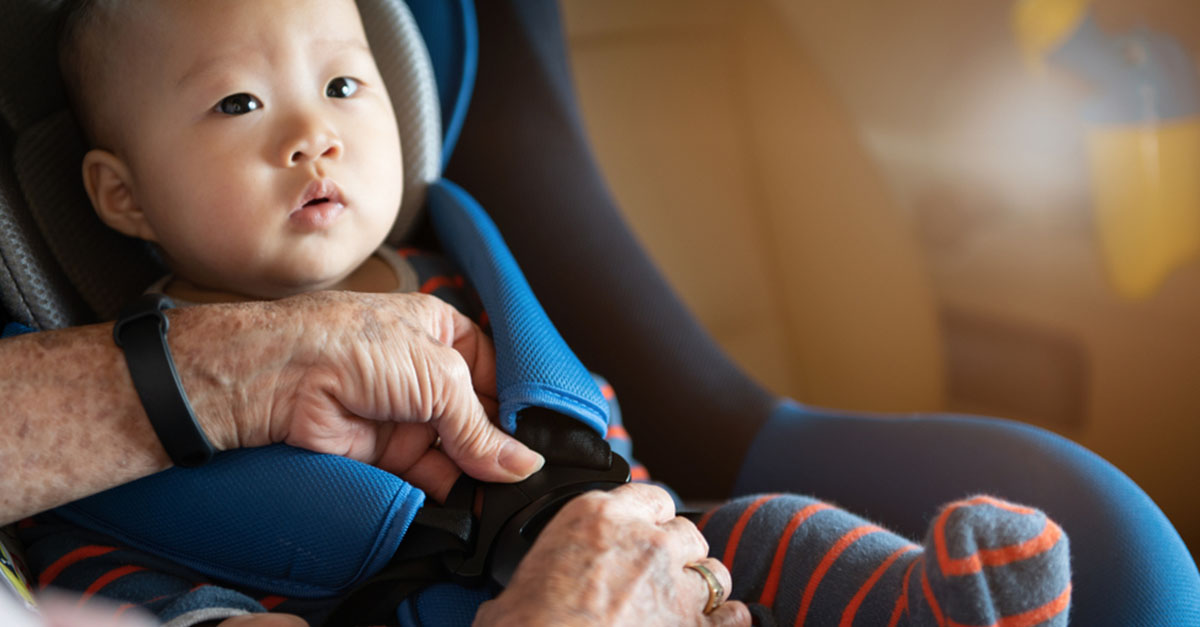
[100,0,403,299]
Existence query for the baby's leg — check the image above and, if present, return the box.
[699,494,1070,627]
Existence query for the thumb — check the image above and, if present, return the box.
[708,600,753,627]
[432,368,544,482]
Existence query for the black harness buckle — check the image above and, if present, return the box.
[445,445,631,587]
[325,409,630,626]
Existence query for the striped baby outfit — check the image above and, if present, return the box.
[700,493,1070,626]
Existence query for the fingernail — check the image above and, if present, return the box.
[499,441,545,478]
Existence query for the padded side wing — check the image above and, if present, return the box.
[55,445,424,598]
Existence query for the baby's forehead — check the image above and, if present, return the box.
[80,0,369,60]
[64,0,370,143]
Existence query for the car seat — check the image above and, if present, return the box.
[1,1,1198,626]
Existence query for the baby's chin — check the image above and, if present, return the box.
[163,274,341,304]
[246,276,356,301]
[165,250,391,303]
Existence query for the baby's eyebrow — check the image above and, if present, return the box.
[313,37,372,54]
[176,38,372,89]
[176,44,264,89]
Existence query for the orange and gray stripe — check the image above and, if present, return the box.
[700,494,1070,626]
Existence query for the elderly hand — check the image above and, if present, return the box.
[473,483,751,627]
[0,290,540,523]
[177,290,542,501]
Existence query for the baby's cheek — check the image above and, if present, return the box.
[178,227,265,276]
[368,157,403,202]
[356,128,403,199]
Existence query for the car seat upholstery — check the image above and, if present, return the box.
[0,0,1198,625]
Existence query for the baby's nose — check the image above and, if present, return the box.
[281,110,344,165]
[288,133,343,165]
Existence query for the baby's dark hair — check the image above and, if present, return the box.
[56,0,121,146]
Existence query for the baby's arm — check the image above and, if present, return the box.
[18,513,322,627]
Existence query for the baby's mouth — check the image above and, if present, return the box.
[290,179,346,229]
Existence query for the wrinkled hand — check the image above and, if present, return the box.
[474,484,751,627]
[188,291,542,500]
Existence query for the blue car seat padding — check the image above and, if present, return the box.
[57,446,424,599]
[406,0,478,168]
[397,583,491,627]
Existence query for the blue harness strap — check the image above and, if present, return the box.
[428,179,609,437]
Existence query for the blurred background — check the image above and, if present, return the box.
[559,0,1200,556]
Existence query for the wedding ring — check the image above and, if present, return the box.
[685,560,724,615]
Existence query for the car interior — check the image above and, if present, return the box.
[1,0,1198,625]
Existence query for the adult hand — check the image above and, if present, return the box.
[178,290,543,501]
[473,484,751,627]
[6,590,158,627]
[1,290,538,523]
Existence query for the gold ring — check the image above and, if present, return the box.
[685,561,724,615]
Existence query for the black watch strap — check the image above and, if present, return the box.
[113,294,215,467]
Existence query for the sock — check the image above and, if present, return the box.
[698,494,1070,627]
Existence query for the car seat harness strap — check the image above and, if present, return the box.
[113,293,215,467]
[323,409,630,627]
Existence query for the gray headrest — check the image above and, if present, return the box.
[0,0,441,328]
[361,0,443,245]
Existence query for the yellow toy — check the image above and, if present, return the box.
[1014,0,1200,299]
[0,535,34,612]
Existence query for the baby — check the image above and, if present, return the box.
[22,1,1072,626]
[65,0,404,305]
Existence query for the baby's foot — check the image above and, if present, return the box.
[902,495,1071,626]
[699,493,1070,627]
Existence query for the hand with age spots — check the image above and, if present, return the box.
[250,290,544,502]
[474,484,752,627]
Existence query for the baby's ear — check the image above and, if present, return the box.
[81,149,158,242]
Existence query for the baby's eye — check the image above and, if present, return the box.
[326,77,360,99]
[214,93,262,116]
